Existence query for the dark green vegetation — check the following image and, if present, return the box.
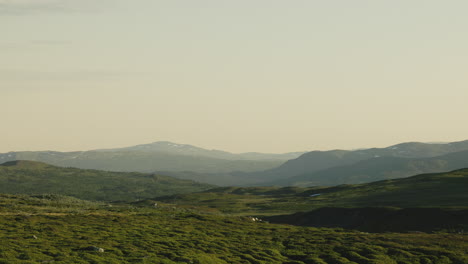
[0,194,104,215]
[2,160,467,232]
[1,194,467,264]
[155,169,468,232]
[0,141,294,176]
[0,161,213,202]
[156,169,468,214]
[1,158,467,263]
[266,207,468,233]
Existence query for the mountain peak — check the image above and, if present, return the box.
[112,141,208,153]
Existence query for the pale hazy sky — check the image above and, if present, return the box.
[2,0,468,153]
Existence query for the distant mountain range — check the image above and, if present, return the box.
[155,140,468,186]
[0,141,303,174]
[96,141,304,161]
[247,140,468,186]
[2,140,468,187]
[266,149,468,186]
[253,140,468,181]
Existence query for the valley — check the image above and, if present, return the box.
[1,140,467,263]
[5,2,468,262]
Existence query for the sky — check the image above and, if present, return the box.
[2,0,468,153]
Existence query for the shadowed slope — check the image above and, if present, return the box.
[155,169,468,215]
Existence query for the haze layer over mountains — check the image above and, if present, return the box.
[0,141,302,175]
[2,140,468,187]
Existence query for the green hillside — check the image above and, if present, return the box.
[0,164,467,262]
[0,160,214,202]
[155,169,468,215]
[0,194,466,263]
[263,169,468,232]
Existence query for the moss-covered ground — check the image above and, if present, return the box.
[1,195,467,264]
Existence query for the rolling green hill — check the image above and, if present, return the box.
[0,194,467,263]
[153,169,468,232]
[155,168,468,215]
[0,162,467,262]
[263,168,468,231]
[0,160,214,201]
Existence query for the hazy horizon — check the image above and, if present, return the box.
[2,138,467,155]
[3,0,468,153]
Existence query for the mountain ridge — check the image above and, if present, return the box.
[2,139,468,186]
[87,141,305,161]
[269,149,468,186]
[241,139,468,185]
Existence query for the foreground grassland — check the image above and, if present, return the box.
[1,195,467,264]
[1,164,468,263]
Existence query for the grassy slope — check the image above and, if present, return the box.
[155,169,468,215]
[0,161,214,202]
[0,194,467,264]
